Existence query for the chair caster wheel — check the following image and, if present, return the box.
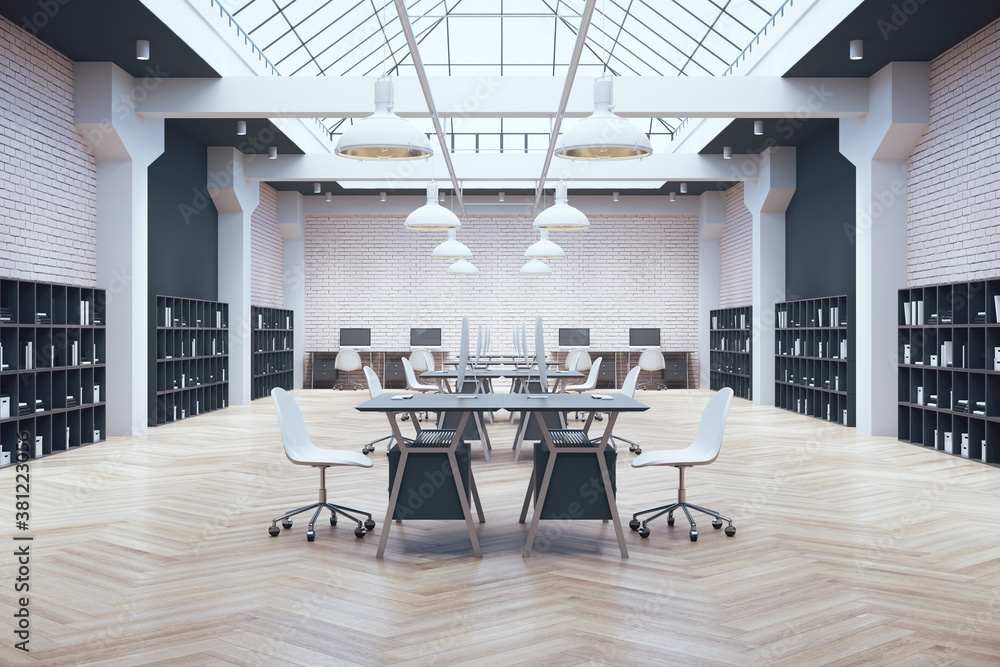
[306,531,315,542]
[330,515,337,526]
[712,520,723,529]
[633,448,641,455]
[364,519,376,531]
[282,520,293,529]
[268,525,279,536]
[401,414,409,422]
[725,526,736,537]
[638,526,650,538]
[690,531,698,542]
[355,526,366,538]
[667,516,674,527]
[629,519,640,531]
[362,446,373,455]
[595,414,603,421]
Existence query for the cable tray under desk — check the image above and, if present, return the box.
[412,430,459,447]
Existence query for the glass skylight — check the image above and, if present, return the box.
[224,0,786,153]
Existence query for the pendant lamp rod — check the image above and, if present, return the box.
[393,0,465,213]
[532,0,598,214]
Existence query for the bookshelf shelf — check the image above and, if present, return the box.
[709,306,752,400]
[774,295,854,426]
[0,278,107,467]
[252,306,294,400]
[149,295,229,426]
[897,278,1000,466]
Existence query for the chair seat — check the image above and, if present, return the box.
[631,447,711,468]
[290,448,374,468]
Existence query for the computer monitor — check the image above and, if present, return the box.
[410,327,442,347]
[629,327,660,348]
[339,327,371,348]
[558,327,590,347]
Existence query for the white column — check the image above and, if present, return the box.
[743,147,796,405]
[698,191,725,389]
[208,148,260,405]
[277,191,306,388]
[840,62,929,436]
[75,63,164,435]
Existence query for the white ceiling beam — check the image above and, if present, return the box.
[242,152,749,183]
[135,76,869,119]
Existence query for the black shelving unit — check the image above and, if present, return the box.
[774,295,855,426]
[710,306,752,400]
[897,278,1000,466]
[0,278,107,467]
[149,295,229,426]
[252,306,293,400]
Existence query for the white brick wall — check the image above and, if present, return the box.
[0,15,97,285]
[907,18,1000,286]
[304,213,701,384]
[720,183,753,307]
[250,183,283,308]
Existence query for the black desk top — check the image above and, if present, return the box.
[355,393,647,413]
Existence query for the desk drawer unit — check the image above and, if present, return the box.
[532,439,617,520]
[387,439,472,520]
[662,361,688,388]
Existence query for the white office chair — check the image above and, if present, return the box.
[564,349,583,373]
[361,367,402,455]
[609,365,643,454]
[637,348,666,390]
[565,357,602,421]
[629,387,736,542]
[333,348,364,390]
[408,349,430,373]
[402,356,439,422]
[268,388,375,541]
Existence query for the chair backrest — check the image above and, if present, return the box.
[638,348,665,372]
[621,365,642,398]
[363,366,382,398]
[401,356,421,389]
[335,348,362,371]
[419,349,436,372]
[408,349,429,373]
[689,387,735,464]
[271,387,314,463]
[574,349,593,372]
[582,357,602,389]
[564,349,582,372]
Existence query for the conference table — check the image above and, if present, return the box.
[420,368,583,393]
[355,392,649,559]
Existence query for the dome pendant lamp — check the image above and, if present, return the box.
[520,259,552,275]
[554,76,652,160]
[524,230,565,260]
[405,181,461,231]
[533,182,589,231]
[433,229,472,259]
[335,76,434,160]
[447,259,479,274]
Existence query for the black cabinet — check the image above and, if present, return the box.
[532,442,617,520]
[710,306,751,399]
[252,306,293,400]
[0,278,106,466]
[387,441,472,520]
[149,295,229,426]
[897,278,1000,466]
[774,295,854,426]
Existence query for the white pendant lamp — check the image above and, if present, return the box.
[447,259,479,274]
[520,259,552,275]
[405,182,461,231]
[533,182,589,230]
[433,229,472,259]
[335,76,434,160]
[524,230,564,260]
[554,77,652,160]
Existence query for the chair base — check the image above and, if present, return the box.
[629,501,735,542]
[269,465,374,541]
[333,380,364,390]
[638,379,667,390]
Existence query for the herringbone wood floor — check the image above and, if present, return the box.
[2,388,1000,666]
